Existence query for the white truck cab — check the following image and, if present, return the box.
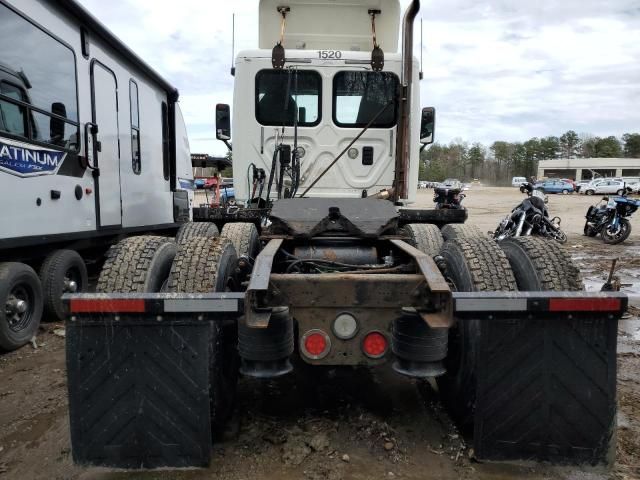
[217,0,434,206]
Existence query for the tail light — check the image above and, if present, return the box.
[300,329,331,360]
[362,331,388,358]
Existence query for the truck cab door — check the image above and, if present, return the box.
[90,61,122,228]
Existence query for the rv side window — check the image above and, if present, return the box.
[130,80,141,174]
[333,71,399,128]
[0,3,79,150]
[255,70,321,127]
[161,101,170,181]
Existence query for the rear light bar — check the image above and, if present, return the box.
[453,292,627,315]
[64,293,244,315]
[64,292,627,318]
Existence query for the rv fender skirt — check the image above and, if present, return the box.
[391,307,448,378]
[238,306,294,378]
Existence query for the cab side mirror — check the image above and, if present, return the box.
[216,104,231,141]
[420,107,435,145]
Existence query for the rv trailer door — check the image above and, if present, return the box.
[91,62,122,228]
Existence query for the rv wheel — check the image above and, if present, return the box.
[0,263,43,351]
[97,236,177,293]
[167,237,240,432]
[436,237,517,429]
[40,250,88,322]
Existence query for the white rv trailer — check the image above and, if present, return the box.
[0,0,193,350]
[225,0,423,206]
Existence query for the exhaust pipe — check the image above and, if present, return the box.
[392,0,420,203]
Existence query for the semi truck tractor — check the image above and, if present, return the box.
[64,0,625,470]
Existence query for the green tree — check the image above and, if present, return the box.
[539,136,560,160]
[559,130,580,158]
[595,136,622,158]
[622,133,640,158]
[580,135,598,158]
[467,143,485,179]
[220,150,233,177]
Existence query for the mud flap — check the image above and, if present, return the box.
[457,293,624,464]
[64,293,244,468]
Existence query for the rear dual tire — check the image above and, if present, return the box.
[97,236,177,293]
[167,237,240,432]
[440,223,482,241]
[175,221,220,244]
[436,237,517,428]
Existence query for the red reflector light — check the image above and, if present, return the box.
[70,299,146,313]
[549,298,621,312]
[362,332,388,358]
[301,330,330,359]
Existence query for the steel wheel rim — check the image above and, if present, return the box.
[5,284,34,332]
[64,266,82,293]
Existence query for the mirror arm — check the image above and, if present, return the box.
[420,143,427,152]
[223,139,232,152]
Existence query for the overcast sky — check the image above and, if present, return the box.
[78,0,640,155]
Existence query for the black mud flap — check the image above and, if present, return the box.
[63,293,247,468]
[67,316,212,468]
[459,293,623,464]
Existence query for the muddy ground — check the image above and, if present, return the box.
[0,187,639,480]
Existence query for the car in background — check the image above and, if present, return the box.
[560,178,577,191]
[512,176,527,187]
[194,178,206,189]
[534,179,575,194]
[626,181,640,194]
[442,178,462,189]
[581,179,627,196]
[220,185,235,203]
[575,180,592,193]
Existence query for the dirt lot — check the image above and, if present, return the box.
[0,187,639,480]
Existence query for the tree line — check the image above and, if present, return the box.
[420,131,640,185]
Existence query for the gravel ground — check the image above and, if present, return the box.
[0,186,638,480]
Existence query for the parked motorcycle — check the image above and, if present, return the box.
[584,189,639,244]
[433,186,465,209]
[493,183,567,243]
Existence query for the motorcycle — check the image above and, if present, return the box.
[433,186,465,210]
[493,183,567,243]
[584,188,639,244]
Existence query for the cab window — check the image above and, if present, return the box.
[333,71,399,128]
[255,69,321,127]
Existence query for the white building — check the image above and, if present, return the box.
[537,158,640,181]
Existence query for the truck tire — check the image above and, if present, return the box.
[220,222,261,260]
[97,236,177,293]
[39,250,88,322]
[436,237,517,428]
[401,224,443,256]
[499,237,583,291]
[0,263,43,351]
[167,237,239,431]
[175,221,219,244]
[441,224,482,241]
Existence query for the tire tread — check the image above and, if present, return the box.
[97,236,175,293]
